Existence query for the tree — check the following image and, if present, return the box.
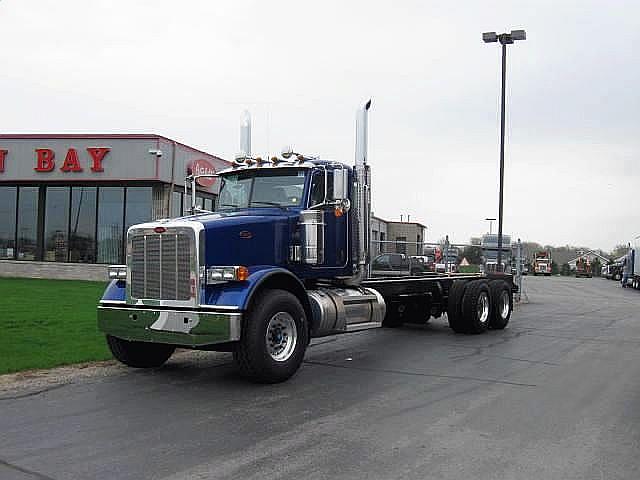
[611,244,630,259]
[551,261,559,275]
[560,263,571,276]
[591,257,602,277]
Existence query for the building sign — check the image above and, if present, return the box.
[0,147,110,174]
[188,159,217,187]
[0,135,229,188]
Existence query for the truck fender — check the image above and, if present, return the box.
[100,279,126,303]
[242,268,312,325]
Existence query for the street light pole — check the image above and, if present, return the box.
[483,29,526,273]
[497,41,507,272]
[485,217,496,235]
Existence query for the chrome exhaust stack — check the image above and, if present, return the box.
[239,110,252,158]
[347,99,372,286]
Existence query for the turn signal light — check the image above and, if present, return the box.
[236,266,249,281]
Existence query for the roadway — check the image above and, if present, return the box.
[2,275,640,479]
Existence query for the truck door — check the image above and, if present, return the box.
[308,169,348,269]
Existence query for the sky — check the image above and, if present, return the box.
[0,0,637,251]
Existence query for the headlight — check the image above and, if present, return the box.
[206,266,249,284]
[108,265,127,280]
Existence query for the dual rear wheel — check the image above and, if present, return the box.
[447,279,512,334]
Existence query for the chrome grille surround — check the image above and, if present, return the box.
[126,220,204,308]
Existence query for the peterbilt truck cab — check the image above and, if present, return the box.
[98,101,516,383]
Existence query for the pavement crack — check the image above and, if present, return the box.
[0,383,68,401]
[0,458,57,480]
[447,352,560,366]
[303,360,537,387]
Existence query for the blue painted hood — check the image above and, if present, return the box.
[194,208,300,267]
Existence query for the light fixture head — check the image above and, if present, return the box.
[482,31,498,43]
[510,29,526,41]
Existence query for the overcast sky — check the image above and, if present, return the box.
[1,1,637,251]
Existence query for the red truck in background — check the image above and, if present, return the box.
[533,251,552,276]
[575,256,592,278]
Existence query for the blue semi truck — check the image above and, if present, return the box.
[97,101,516,383]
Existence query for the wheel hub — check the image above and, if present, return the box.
[266,312,298,362]
[500,290,510,319]
[477,292,490,324]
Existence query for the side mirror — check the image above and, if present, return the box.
[332,169,348,201]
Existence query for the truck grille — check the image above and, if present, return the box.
[129,231,193,300]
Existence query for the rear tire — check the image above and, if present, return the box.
[461,280,491,334]
[106,335,175,368]
[382,302,405,327]
[488,280,512,330]
[233,289,309,383]
[447,280,468,333]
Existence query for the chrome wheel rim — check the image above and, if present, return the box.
[477,292,490,324]
[500,290,510,319]
[266,312,297,362]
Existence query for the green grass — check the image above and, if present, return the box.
[0,277,111,375]
[458,265,481,273]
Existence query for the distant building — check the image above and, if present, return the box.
[567,250,610,270]
[370,216,427,257]
[370,215,388,257]
[386,221,427,256]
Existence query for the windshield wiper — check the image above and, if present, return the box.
[220,203,239,208]
[250,201,287,208]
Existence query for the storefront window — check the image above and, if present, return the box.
[125,187,153,231]
[2,183,177,264]
[69,187,97,263]
[171,190,183,218]
[44,187,70,262]
[0,187,17,259]
[97,187,124,264]
[16,187,39,260]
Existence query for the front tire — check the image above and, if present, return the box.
[233,289,309,383]
[106,335,175,368]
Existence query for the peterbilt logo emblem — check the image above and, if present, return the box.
[188,159,217,187]
[239,230,253,239]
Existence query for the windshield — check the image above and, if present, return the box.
[217,169,307,210]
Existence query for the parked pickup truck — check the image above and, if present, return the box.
[370,253,429,277]
[97,101,517,383]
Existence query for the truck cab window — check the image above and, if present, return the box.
[309,171,325,207]
[218,175,251,209]
[218,170,306,210]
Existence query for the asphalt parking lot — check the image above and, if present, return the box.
[2,275,640,480]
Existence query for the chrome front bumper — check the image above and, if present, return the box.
[97,303,242,347]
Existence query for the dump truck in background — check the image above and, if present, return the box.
[533,251,552,276]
